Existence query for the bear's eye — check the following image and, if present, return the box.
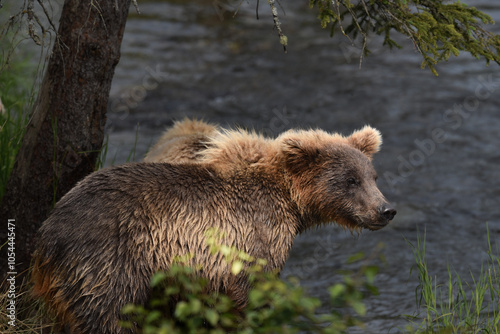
[347,177,358,186]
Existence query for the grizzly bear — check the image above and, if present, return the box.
[143,118,218,163]
[32,125,396,334]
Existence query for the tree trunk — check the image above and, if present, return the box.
[0,0,131,281]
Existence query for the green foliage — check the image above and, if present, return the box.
[0,41,36,200]
[121,231,382,333]
[121,264,237,334]
[306,0,500,74]
[404,224,500,333]
[94,134,111,170]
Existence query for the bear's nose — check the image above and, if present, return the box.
[380,206,397,221]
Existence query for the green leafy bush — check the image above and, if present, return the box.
[121,232,382,334]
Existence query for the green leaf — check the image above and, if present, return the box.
[189,298,202,313]
[121,303,141,315]
[205,309,219,326]
[351,300,366,316]
[231,260,244,275]
[145,310,162,324]
[364,265,379,283]
[150,272,167,287]
[174,301,190,318]
[329,283,346,299]
[347,252,365,263]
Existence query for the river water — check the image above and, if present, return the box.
[106,1,500,332]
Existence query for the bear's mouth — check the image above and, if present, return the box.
[354,215,391,231]
[335,214,391,231]
[365,220,390,231]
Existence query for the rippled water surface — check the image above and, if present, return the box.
[107,1,500,332]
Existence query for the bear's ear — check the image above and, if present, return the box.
[280,134,321,174]
[347,126,382,158]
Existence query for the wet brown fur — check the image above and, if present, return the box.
[32,124,391,333]
[144,118,218,163]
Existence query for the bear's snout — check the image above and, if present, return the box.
[379,206,397,221]
[363,206,396,230]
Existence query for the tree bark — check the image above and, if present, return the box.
[0,0,131,281]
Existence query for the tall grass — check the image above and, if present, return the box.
[0,34,37,200]
[94,125,140,170]
[0,278,56,333]
[405,224,500,333]
[0,106,28,200]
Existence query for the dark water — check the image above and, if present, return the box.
[107,1,500,332]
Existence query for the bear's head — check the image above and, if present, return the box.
[279,126,396,231]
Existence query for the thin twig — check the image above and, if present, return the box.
[334,0,353,45]
[233,0,246,19]
[132,0,140,14]
[37,0,57,33]
[268,0,287,52]
[379,4,422,56]
[344,5,368,69]
[27,0,41,45]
